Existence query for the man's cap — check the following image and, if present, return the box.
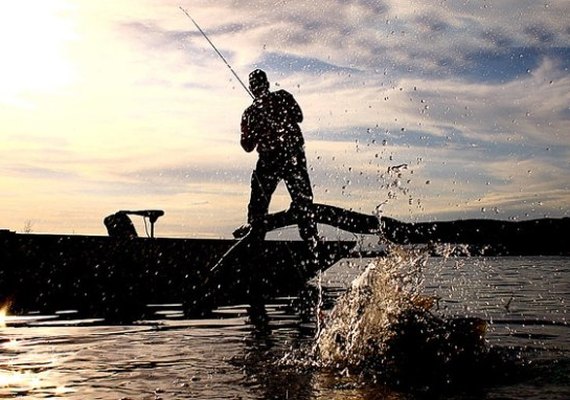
[249,69,268,86]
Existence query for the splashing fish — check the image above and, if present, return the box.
[315,246,487,386]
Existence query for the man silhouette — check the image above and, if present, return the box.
[238,69,318,249]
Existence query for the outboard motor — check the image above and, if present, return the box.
[104,211,137,238]
[104,210,164,238]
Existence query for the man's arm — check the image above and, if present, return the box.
[240,109,257,152]
[282,90,303,124]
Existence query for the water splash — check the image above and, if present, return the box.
[312,245,488,386]
[315,246,429,368]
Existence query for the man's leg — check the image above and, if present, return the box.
[247,166,279,238]
[284,153,319,245]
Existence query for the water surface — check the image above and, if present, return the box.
[0,256,568,399]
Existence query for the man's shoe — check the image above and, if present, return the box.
[232,224,252,239]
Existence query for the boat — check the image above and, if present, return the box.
[0,206,383,321]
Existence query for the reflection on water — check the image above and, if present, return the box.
[0,256,568,399]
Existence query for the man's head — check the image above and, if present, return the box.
[249,69,270,98]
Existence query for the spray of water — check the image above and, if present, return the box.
[315,245,430,369]
[311,244,488,386]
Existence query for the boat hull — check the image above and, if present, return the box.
[0,231,355,320]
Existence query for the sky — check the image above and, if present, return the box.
[1,0,569,238]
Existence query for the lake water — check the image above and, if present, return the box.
[0,255,568,399]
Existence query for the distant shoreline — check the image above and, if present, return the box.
[381,216,570,256]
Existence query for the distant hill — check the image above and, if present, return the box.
[381,217,570,256]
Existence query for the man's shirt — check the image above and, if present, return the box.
[241,90,304,155]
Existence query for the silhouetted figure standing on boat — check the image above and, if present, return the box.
[239,69,318,249]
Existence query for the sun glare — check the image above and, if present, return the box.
[0,1,77,106]
[0,301,10,327]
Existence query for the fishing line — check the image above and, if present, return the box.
[179,6,253,99]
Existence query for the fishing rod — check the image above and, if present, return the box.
[179,6,254,99]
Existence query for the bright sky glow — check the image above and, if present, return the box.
[0,0,569,237]
[0,1,77,107]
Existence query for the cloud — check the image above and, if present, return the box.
[176,0,570,79]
